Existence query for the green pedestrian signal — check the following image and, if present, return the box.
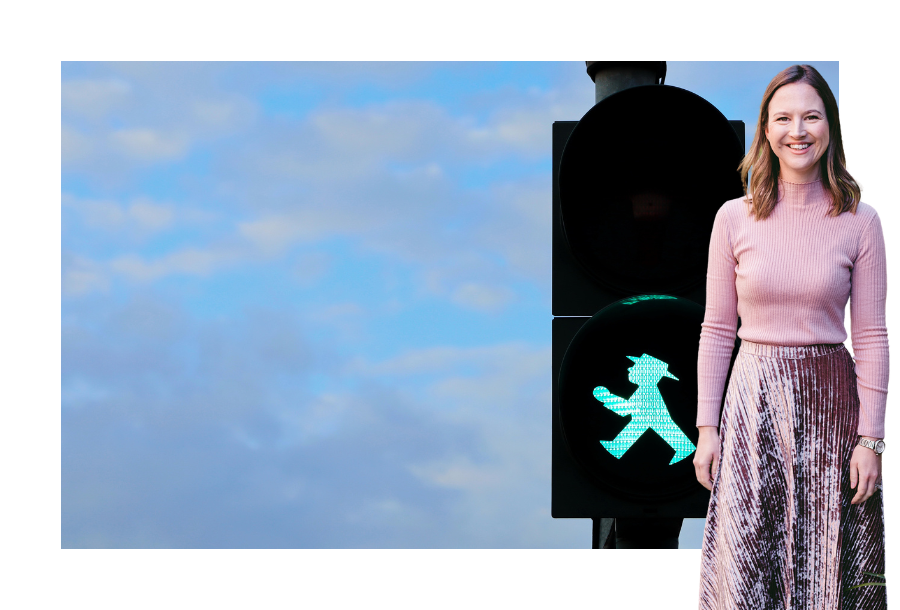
[556,295,706,503]
[593,353,696,464]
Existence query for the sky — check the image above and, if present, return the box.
[60,61,843,550]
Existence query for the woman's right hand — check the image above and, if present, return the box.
[693,426,720,491]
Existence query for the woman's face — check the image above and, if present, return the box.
[764,82,830,183]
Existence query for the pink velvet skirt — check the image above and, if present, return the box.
[699,341,886,610]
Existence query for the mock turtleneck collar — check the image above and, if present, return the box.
[777,179,830,208]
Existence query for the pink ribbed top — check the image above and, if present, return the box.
[696,179,889,438]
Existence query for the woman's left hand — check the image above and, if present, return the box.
[849,437,883,505]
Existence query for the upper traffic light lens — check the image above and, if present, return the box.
[558,85,744,295]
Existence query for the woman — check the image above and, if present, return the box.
[693,64,887,609]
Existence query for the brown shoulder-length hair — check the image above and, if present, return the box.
[739,64,861,220]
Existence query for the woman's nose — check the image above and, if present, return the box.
[790,119,807,138]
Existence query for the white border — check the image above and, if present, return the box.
[4,1,897,608]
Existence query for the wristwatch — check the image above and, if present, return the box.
[858,437,886,455]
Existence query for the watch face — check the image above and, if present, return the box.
[875,440,886,454]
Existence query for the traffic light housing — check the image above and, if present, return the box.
[551,83,745,520]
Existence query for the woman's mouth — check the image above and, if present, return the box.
[788,143,811,150]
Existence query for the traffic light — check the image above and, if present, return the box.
[551,63,745,546]
[559,296,704,498]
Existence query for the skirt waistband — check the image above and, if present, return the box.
[739,340,845,359]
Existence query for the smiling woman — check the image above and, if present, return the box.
[693,64,887,609]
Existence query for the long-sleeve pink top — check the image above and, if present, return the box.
[696,179,889,438]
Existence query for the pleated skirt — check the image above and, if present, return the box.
[699,341,886,610]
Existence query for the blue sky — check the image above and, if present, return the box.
[61,61,842,549]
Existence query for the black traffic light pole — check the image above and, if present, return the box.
[586,61,667,100]
[551,61,745,549]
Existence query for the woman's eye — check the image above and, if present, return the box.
[775,117,789,122]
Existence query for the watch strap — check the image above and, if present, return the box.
[858,437,886,454]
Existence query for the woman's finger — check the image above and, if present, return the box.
[862,474,876,503]
[852,471,875,504]
[854,478,867,504]
[861,475,875,504]
[695,464,709,490]
[850,462,864,504]
[695,459,712,491]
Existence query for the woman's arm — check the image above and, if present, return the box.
[850,210,889,438]
[694,205,739,488]
[696,205,739,428]
[849,209,888,504]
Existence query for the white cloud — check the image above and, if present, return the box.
[64,200,361,292]
[62,78,132,119]
[127,197,175,230]
[64,193,177,233]
[62,377,112,408]
[276,391,356,444]
[353,342,548,381]
[204,96,561,299]
[310,101,443,158]
[236,95,563,189]
[309,302,366,321]
[236,102,456,185]
[304,302,368,343]
[351,345,478,376]
[62,75,258,174]
[67,197,124,227]
[463,85,593,155]
[451,282,514,312]
[348,342,553,491]
[62,66,572,306]
[191,99,245,127]
[62,254,109,297]
[291,251,331,285]
[344,340,558,544]
[408,456,500,490]
[108,246,241,282]
[108,128,189,161]
[478,179,552,284]
[429,348,549,409]
[61,74,563,321]
[411,257,524,314]
[61,125,94,164]
[466,108,551,154]
[237,208,375,253]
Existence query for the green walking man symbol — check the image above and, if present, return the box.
[593,353,695,465]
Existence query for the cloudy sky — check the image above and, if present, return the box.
[60,61,844,550]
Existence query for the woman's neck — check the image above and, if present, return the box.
[778,166,822,184]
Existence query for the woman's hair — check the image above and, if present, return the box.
[739,64,860,220]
